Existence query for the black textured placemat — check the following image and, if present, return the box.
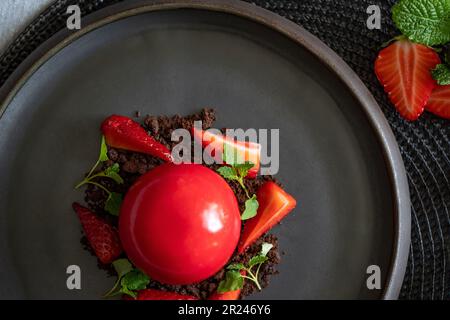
[0,0,449,300]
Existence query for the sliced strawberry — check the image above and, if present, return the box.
[238,182,296,253]
[375,39,440,121]
[101,115,172,162]
[192,127,261,178]
[124,289,198,300]
[425,84,450,119]
[72,202,122,264]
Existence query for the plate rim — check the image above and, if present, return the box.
[0,0,411,299]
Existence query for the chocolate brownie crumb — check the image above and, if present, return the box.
[143,108,216,149]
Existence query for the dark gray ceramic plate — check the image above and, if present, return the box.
[0,0,410,299]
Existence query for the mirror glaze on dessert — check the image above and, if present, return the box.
[119,163,241,284]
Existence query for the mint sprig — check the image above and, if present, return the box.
[120,270,151,298]
[75,136,124,216]
[217,162,259,220]
[104,259,150,299]
[217,242,274,293]
[217,163,252,198]
[392,0,450,46]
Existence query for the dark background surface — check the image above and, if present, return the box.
[0,0,448,300]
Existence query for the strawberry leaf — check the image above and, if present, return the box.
[392,0,450,46]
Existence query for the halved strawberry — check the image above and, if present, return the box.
[425,85,450,119]
[72,202,122,264]
[124,289,198,300]
[375,39,440,121]
[101,115,172,162]
[192,127,261,178]
[238,182,296,253]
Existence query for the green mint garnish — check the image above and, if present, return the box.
[99,135,109,162]
[104,259,150,299]
[217,242,274,293]
[432,63,450,85]
[217,270,244,293]
[260,242,274,257]
[392,0,450,46]
[104,192,123,216]
[104,163,125,184]
[120,270,151,298]
[217,162,259,220]
[75,136,124,216]
[241,195,259,221]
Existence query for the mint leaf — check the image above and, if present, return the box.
[105,192,123,216]
[227,263,246,271]
[241,195,259,220]
[247,243,273,267]
[104,163,124,184]
[105,163,120,174]
[105,263,150,299]
[112,259,133,278]
[248,255,268,268]
[432,64,450,84]
[260,243,274,257]
[76,136,110,188]
[392,0,450,46]
[121,270,150,291]
[99,135,109,162]
[217,270,244,293]
[121,287,137,298]
[217,166,238,181]
[234,162,254,178]
[223,142,243,165]
[104,258,134,297]
[119,269,150,299]
[217,163,258,219]
[221,242,274,292]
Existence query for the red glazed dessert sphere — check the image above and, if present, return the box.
[119,163,241,284]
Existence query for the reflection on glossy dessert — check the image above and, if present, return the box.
[120,163,241,285]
